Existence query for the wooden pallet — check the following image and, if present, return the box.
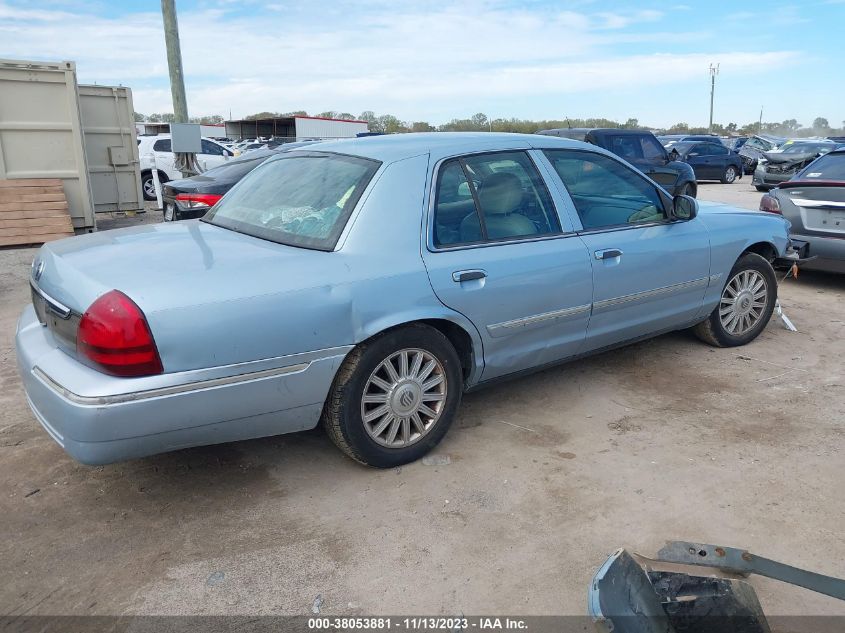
[0,179,75,246]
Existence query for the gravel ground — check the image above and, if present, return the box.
[0,184,843,618]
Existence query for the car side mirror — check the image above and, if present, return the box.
[672,195,698,221]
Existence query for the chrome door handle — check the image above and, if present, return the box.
[452,269,487,282]
[594,249,623,260]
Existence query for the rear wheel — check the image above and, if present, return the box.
[721,166,738,184]
[141,172,167,200]
[322,324,463,467]
[693,253,777,347]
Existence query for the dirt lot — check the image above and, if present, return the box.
[1,185,843,618]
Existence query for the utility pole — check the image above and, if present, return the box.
[708,63,719,134]
[161,0,188,124]
[758,106,764,133]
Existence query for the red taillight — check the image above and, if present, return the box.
[175,193,222,208]
[759,194,781,214]
[77,290,163,377]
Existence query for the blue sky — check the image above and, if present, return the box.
[2,0,843,127]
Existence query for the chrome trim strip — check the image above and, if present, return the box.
[791,198,845,209]
[33,362,311,406]
[30,282,72,319]
[487,303,591,334]
[593,277,708,313]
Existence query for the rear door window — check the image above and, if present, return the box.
[799,153,845,179]
[607,135,643,162]
[153,138,172,152]
[201,139,225,156]
[432,151,561,247]
[639,136,667,165]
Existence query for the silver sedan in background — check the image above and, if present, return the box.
[760,147,845,273]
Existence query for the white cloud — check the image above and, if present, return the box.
[0,1,803,124]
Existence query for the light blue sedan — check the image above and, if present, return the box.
[16,133,792,467]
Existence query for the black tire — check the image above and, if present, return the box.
[755,185,768,192]
[322,324,463,468]
[141,172,167,201]
[721,165,738,184]
[677,182,696,198]
[693,253,777,348]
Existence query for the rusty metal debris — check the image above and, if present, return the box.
[589,540,845,633]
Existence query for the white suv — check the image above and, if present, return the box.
[137,135,236,200]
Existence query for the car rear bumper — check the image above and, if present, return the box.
[162,196,210,222]
[752,170,792,187]
[789,233,845,273]
[15,305,349,464]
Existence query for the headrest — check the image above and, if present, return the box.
[478,172,523,215]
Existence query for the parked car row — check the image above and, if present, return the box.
[137,134,237,200]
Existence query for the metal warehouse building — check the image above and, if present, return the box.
[135,122,227,138]
[224,115,368,141]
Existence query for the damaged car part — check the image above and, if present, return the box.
[589,540,845,633]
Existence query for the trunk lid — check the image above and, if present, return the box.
[777,182,845,234]
[31,221,355,371]
[35,220,343,314]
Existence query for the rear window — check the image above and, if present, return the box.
[201,155,269,180]
[799,153,845,180]
[780,142,833,155]
[203,152,381,251]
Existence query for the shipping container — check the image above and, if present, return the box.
[78,84,143,214]
[0,58,95,230]
[79,85,144,213]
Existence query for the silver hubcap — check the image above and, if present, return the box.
[143,178,156,196]
[361,348,447,448]
[719,270,768,336]
[726,167,736,182]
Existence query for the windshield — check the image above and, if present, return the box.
[798,153,845,180]
[203,152,381,250]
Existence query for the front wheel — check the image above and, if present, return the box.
[755,185,768,192]
[693,253,777,347]
[322,324,463,467]
[721,166,738,184]
[677,182,696,198]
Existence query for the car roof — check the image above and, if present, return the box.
[297,132,595,163]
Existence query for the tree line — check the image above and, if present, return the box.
[133,110,845,137]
